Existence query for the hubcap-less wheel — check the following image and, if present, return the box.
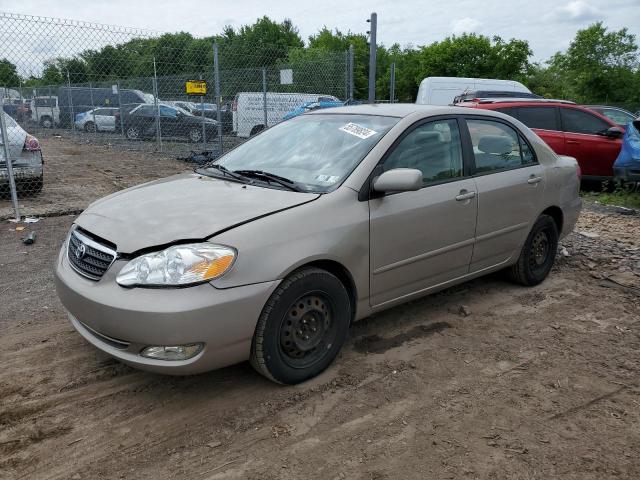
[42,118,52,128]
[250,268,351,384]
[279,293,336,368]
[530,230,549,268]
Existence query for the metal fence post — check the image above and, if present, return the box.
[152,57,162,152]
[116,81,125,138]
[349,44,354,102]
[262,67,268,129]
[0,95,20,220]
[213,42,223,156]
[367,12,377,103]
[89,81,96,133]
[389,62,396,103]
[48,85,55,128]
[67,70,75,135]
[344,50,349,101]
[33,87,39,129]
[199,73,206,150]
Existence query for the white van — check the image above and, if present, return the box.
[233,92,340,138]
[415,77,531,106]
[30,96,60,128]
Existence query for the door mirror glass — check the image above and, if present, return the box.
[373,168,423,193]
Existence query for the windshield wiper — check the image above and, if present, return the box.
[233,170,304,192]
[199,164,250,183]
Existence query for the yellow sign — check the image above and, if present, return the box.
[186,80,207,95]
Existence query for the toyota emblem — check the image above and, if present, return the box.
[75,243,86,260]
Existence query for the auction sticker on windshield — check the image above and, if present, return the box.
[339,123,378,139]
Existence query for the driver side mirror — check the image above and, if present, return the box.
[599,126,624,138]
[373,168,423,194]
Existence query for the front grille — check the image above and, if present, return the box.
[67,228,117,280]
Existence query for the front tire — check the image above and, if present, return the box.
[84,121,96,133]
[250,268,351,384]
[188,128,203,143]
[508,214,558,286]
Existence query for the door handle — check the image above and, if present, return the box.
[455,190,476,201]
[527,176,543,185]
[566,140,580,145]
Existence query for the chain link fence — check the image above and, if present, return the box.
[0,12,353,220]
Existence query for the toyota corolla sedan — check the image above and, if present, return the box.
[55,104,581,384]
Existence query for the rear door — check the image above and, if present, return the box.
[559,107,622,178]
[464,116,545,272]
[512,106,565,153]
[369,117,477,306]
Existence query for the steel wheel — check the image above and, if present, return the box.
[279,293,337,369]
[508,214,558,286]
[529,230,550,271]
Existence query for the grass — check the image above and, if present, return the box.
[581,183,640,210]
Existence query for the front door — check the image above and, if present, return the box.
[369,117,478,307]
[464,117,546,272]
[559,107,622,178]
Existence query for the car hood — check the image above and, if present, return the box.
[75,172,320,253]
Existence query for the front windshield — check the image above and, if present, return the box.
[207,114,398,193]
[600,108,635,126]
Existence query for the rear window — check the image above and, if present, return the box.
[515,107,558,131]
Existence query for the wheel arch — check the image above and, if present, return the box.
[287,259,358,324]
[540,205,564,235]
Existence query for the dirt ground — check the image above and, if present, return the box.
[0,201,639,480]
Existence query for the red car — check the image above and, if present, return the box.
[459,99,624,180]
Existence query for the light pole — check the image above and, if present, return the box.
[367,12,377,104]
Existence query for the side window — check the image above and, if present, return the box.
[600,109,633,126]
[467,119,535,173]
[494,107,515,117]
[382,119,463,185]
[135,105,154,116]
[515,107,558,130]
[160,106,177,118]
[561,108,610,134]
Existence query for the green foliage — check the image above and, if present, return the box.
[0,59,20,87]
[545,23,640,107]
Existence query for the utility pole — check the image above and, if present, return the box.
[367,12,377,104]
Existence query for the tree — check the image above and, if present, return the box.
[416,34,532,83]
[0,59,20,87]
[547,22,639,104]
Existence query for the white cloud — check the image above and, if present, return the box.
[554,1,601,21]
[451,17,481,35]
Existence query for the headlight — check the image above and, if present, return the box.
[116,243,236,287]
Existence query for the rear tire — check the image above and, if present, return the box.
[508,214,558,286]
[249,125,265,136]
[250,268,351,385]
[84,121,96,133]
[40,116,53,129]
[188,128,203,143]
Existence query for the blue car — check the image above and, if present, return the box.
[283,100,345,120]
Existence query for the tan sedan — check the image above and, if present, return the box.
[55,104,581,384]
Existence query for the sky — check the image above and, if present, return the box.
[1,0,639,63]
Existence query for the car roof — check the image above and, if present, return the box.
[306,103,497,118]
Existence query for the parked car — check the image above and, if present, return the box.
[586,105,637,127]
[416,77,532,106]
[460,98,624,180]
[613,119,640,183]
[55,104,581,384]
[173,101,233,134]
[283,100,345,120]
[453,91,541,104]
[123,103,219,142]
[30,96,60,128]
[58,86,153,126]
[0,112,43,194]
[232,92,340,137]
[2,98,31,122]
[75,107,120,132]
